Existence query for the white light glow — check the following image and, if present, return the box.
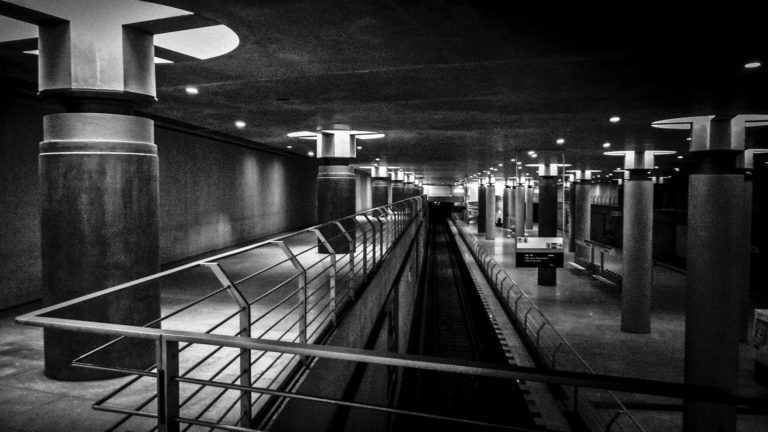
[745,61,761,69]
[556,138,565,144]
[286,145,293,149]
[375,158,380,161]
[603,142,611,148]
[527,150,535,155]
[155,25,239,60]
[185,87,199,95]
[234,120,246,129]
[609,116,621,123]
[287,131,318,138]
[355,133,385,140]
[677,155,683,159]
[308,151,315,156]
[356,146,362,149]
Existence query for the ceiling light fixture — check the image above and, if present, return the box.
[745,61,761,69]
[556,138,565,144]
[286,145,292,149]
[308,151,315,156]
[603,142,611,148]
[185,86,199,95]
[356,146,362,149]
[498,163,503,167]
[375,158,380,161]
[527,150,535,155]
[609,116,621,123]
[677,155,683,159]
[234,120,246,129]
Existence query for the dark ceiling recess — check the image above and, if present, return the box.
[1,0,767,184]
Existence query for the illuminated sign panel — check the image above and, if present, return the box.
[515,237,564,268]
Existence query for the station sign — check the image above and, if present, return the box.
[516,237,564,268]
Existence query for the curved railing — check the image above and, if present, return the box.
[451,216,646,432]
[18,196,426,432]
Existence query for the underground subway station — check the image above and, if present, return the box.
[2,1,768,431]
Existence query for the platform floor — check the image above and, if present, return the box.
[463,220,768,432]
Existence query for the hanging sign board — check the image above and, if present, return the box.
[516,237,564,268]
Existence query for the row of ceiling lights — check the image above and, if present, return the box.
[183,58,763,165]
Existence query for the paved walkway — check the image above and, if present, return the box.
[461,220,768,432]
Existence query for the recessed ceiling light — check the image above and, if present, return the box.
[375,158,380,161]
[677,155,683,159]
[185,87,199,95]
[745,61,761,69]
[357,146,363,149]
[510,158,516,162]
[674,167,680,172]
[286,145,293,149]
[498,163,503,166]
[654,165,659,169]
[603,142,611,148]
[531,153,538,158]
[234,120,246,129]
[556,138,565,145]
[308,151,315,156]
[609,116,620,123]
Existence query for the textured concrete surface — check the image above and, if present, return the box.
[464,221,768,432]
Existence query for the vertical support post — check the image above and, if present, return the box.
[364,215,377,265]
[485,182,496,240]
[311,229,337,327]
[376,215,386,258]
[157,338,180,432]
[202,263,252,425]
[273,241,308,351]
[334,221,355,301]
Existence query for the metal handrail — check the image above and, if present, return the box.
[17,195,427,432]
[449,217,646,432]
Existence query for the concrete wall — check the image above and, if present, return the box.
[271,207,427,432]
[157,125,317,262]
[0,89,318,309]
[0,91,48,310]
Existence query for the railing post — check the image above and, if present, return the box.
[273,241,307,352]
[376,215,385,258]
[202,262,252,425]
[156,337,180,432]
[364,215,377,265]
[334,221,355,302]
[360,218,368,275]
[311,229,337,327]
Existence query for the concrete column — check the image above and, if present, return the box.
[33,7,163,381]
[391,170,405,203]
[652,114,768,432]
[478,183,486,234]
[371,166,391,208]
[485,182,496,240]
[685,155,744,432]
[568,183,576,252]
[621,170,654,333]
[573,180,592,258]
[404,173,416,198]
[502,185,512,229]
[317,163,356,253]
[514,181,526,236]
[525,180,534,230]
[538,175,558,285]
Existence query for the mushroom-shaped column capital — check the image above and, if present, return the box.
[605,150,676,170]
[652,114,768,152]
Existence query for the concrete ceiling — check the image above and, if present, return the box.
[3,0,768,184]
